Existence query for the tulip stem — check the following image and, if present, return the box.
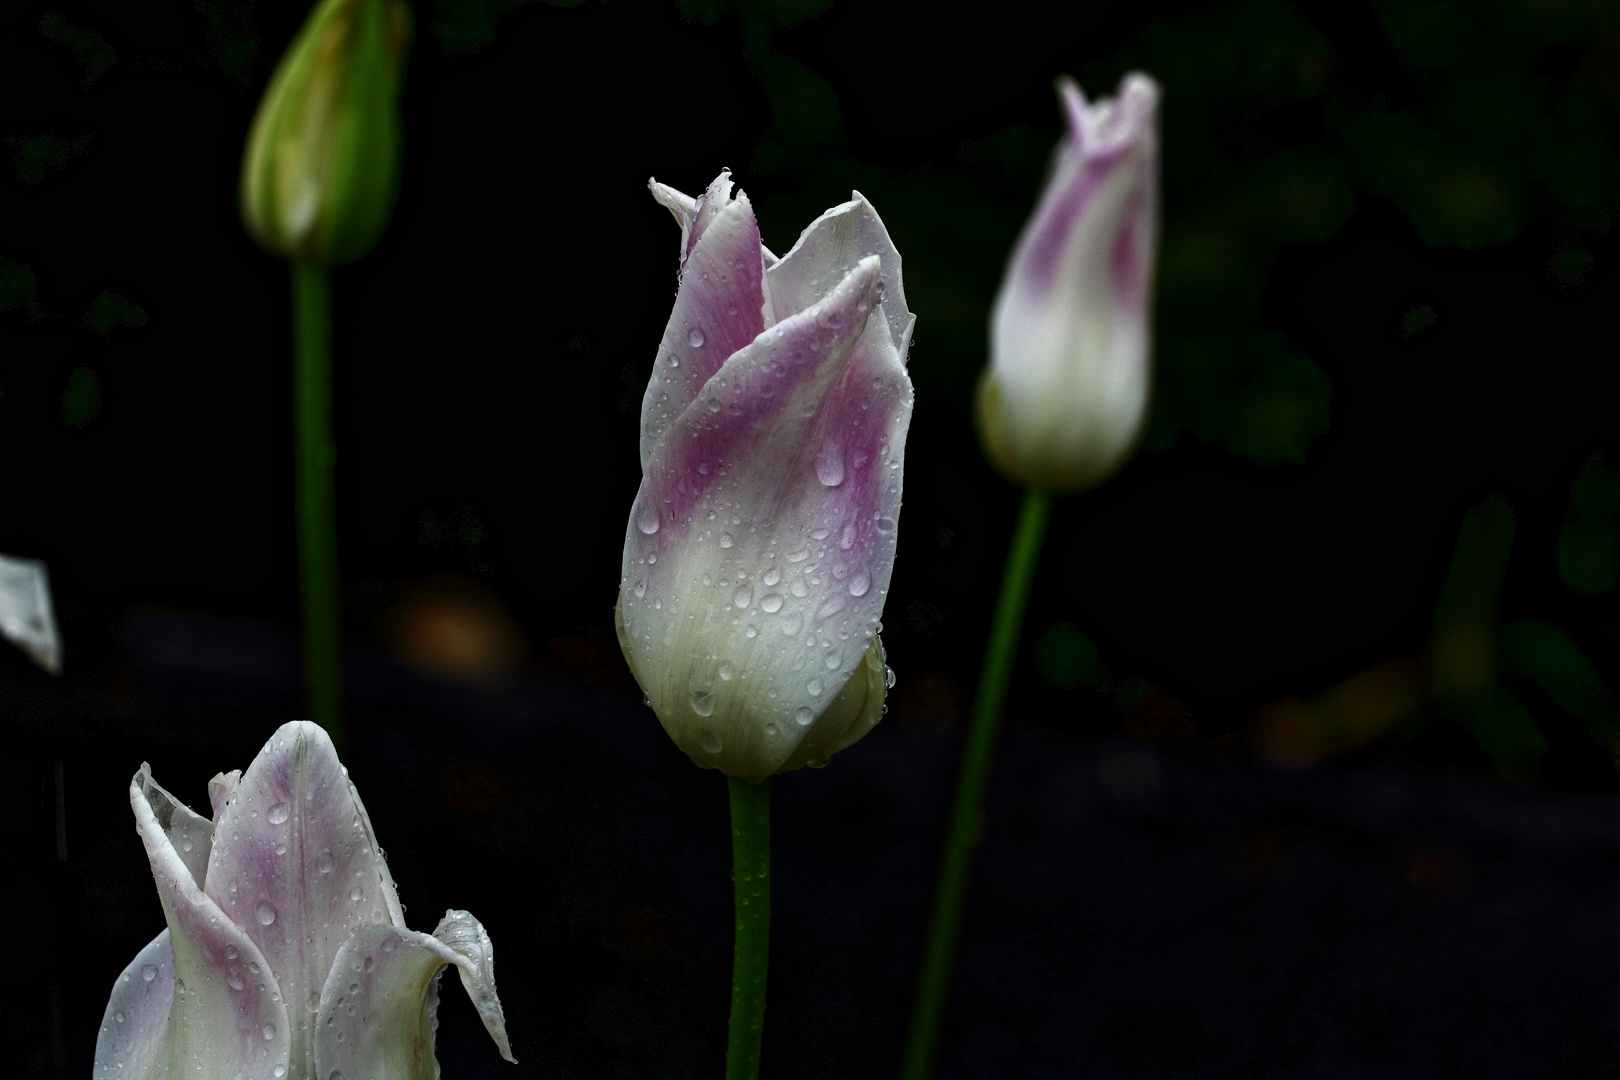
[291,261,344,749]
[902,486,1053,1080]
[725,775,772,1080]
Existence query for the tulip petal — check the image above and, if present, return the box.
[129,769,291,1080]
[93,931,174,1080]
[621,255,914,781]
[765,191,913,366]
[137,764,215,888]
[640,174,769,469]
[314,911,515,1080]
[0,553,60,673]
[206,721,405,1078]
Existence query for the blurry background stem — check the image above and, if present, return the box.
[292,261,344,747]
[726,776,771,1080]
[903,488,1053,1079]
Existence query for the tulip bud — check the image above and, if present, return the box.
[977,73,1160,492]
[620,172,915,783]
[240,0,411,265]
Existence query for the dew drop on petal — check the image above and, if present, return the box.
[699,729,722,753]
[349,886,363,903]
[227,970,246,991]
[256,901,276,926]
[719,661,734,681]
[807,678,824,696]
[637,503,661,535]
[733,583,753,608]
[317,850,335,874]
[275,1068,287,1078]
[114,1010,126,1024]
[267,801,290,825]
[688,327,706,348]
[794,706,814,726]
[849,571,871,597]
[720,532,734,549]
[691,690,716,716]
[763,567,780,586]
[262,1023,276,1041]
[876,517,897,533]
[760,594,784,613]
[225,944,239,960]
[814,443,845,487]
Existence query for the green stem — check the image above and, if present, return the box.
[726,775,772,1080]
[901,487,1054,1080]
[291,261,344,749]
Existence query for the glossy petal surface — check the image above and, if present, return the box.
[314,912,515,1080]
[131,768,291,1080]
[621,255,913,780]
[93,931,175,1080]
[204,721,404,1078]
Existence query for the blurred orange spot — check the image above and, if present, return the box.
[383,576,527,686]
[1251,657,1426,767]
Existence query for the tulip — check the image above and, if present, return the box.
[240,0,411,264]
[977,72,1160,492]
[618,171,915,783]
[94,721,514,1080]
[0,553,60,673]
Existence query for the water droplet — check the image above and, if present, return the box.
[885,666,897,689]
[728,402,743,415]
[691,690,716,716]
[181,836,193,852]
[849,571,871,597]
[816,599,845,621]
[114,1010,126,1023]
[667,352,679,367]
[262,1022,276,1041]
[760,593,784,613]
[720,532,734,549]
[255,901,276,926]
[719,661,734,681]
[698,460,713,474]
[733,583,753,608]
[637,503,661,535]
[266,801,290,825]
[814,443,845,487]
[765,723,779,736]
[275,1067,287,1078]
[363,956,375,972]
[225,944,239,960]
[807,678,824,695]
[781,614,803,636]
[249,961,261,974]
[349,983,360,995]
[633,578,647,600]
[227,970,246,991]
[699,729,722,754]
[840,523,857,550]
[794,706,814,726]
[349,886,363,903]
[825,653,841,670]
[810,528,830,541]
[790,579,809,598]
[688,327,705,348]
[744,624,758,638]
[876,517,897,532]
[763,567,780,586]
[788,548,809,562]
[275,841,288,855]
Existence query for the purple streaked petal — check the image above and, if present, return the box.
[314,911,514,1080]
[639,185,768,469]
[129,769,291,1080]
[649,170,743,268]
[765,191,913,366]
[205,721,405,1079]
[620,256,913,781]
[93,930,174,1080]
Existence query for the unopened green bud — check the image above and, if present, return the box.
[240,0,411,265]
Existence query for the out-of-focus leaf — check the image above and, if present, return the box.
[1251,657,1427,767]
[1462,691,1546,781]
[1556,456,1620,595]
[1503,618,1620,764]
[1035,622,1107,691]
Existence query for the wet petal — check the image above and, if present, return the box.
[313,911,515,1080]
[0,553,60,673]
[620,256,914,781]
[136,764,214,889]
[640,176,768,469]
[206,721,405,1078]
[130,769,291,1080]
[93,931,174,1080]
[765,192,913,366]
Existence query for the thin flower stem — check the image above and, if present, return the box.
[726,775,772,1080]
[901,486,1054,1080]
[291,261,344,749]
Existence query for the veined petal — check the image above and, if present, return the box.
[0,553,60,673]
[93,931,174,1080]
[640,177,768,469]
[205,721,405,1079]
[137,764,215,889]
[620,256,914,781]
[765,191,912,366]
[129,770,291,1080]
[313,911,515,1080]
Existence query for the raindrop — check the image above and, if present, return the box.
[349,983,360,995]
[810,528,830,542]
[744,625,758,638]
[274,1068,286,1078]
[262,1023,276,1041]
[330,1071,345,1080]
[720,532,734,549]
[225,945,239,960]
[227,970,246,991]
[698,460,713,473]
[699,729,722,753]
[114,1010,126,1024]
[790,580,809,598]
[781,615,803,636]
[816,599,844,621]
[275,841,288,856]
[760,594,784,613]
[688,327,706,348]
[763,567,781,587]
[719,661,734,681]
[885,667,897,689]
[318,850,335,874]
[876,517,897,533]
[266,801,290,825]
[794,706,814,726]
[733,583,753,608]
[787,548,809,562]
[633,578,647,599]
[825,653,841,670]
[637,503,661,535]
[814,443,845,487]
[363,956,375,973]
[849,571,871,597]
[181,837,193,852]
[667,353,679,367]
[256,901,276,926]
[840,524,857,550]
[728,402,743,416]
[807,678,824,696]
[349,886,363,903]
[691,690,716,716]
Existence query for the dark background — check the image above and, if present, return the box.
[6,0,1620,1076]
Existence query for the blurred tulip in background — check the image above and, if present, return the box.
[0,553,60,673]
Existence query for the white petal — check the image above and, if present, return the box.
[314,912,515,1080]
[93,931,174,1080]
[0,553,60,673]
[135,764,215,889]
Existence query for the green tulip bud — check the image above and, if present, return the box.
[240,0,411,265]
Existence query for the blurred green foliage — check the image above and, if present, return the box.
[1035,621,1106,691]
[84,289,148,338]
[38,10,116,90]
[60,365,101,428]
[7,132,95,186]
[1556,455,1620,595]
[0,258,43,321]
